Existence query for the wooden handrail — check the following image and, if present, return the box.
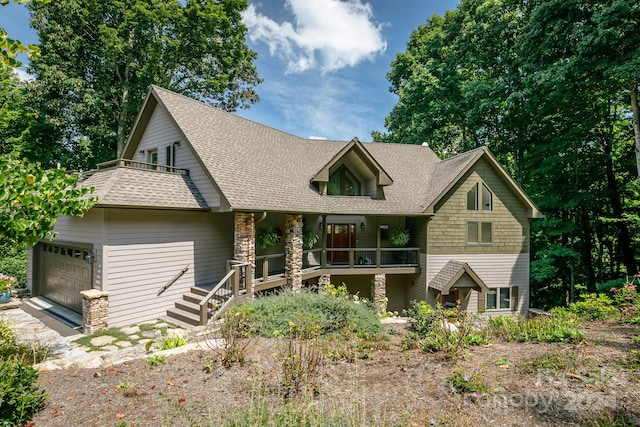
[157,265,189,296]
[95,158,190,176]
[199,269,236,325]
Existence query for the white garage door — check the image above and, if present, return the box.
[40,243,93,313]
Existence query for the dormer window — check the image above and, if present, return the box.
[467,182,492,211]
[328,165,361,196]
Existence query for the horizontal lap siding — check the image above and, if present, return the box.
[132,104,221,208]
[427,253,530,315]
[105,209,233,326]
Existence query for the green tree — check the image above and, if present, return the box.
[0,0,43,70]
[27,0,261,169]
[0,65,33,155]
[0,155,95,247]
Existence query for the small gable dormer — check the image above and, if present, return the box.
[311,137,393,198]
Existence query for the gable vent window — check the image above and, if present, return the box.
[328,165,361,196]
[467,182,493,211]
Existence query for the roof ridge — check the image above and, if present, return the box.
[438,146,485,163]
[151,85,307,142]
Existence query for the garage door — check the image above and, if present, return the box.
[40,243,93,313]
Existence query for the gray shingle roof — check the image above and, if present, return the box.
[429,260,489,294]
[148,86,454,215]
[115,85,540,217]
[81,167,208,210]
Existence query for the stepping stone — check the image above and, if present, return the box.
[90,335,117,347]
[115,341,132,348]
[119,326,140,335]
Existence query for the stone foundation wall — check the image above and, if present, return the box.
[371,273,387,314]
[234,212,255,294]
[81,289,109,334]
[285,214,303,291]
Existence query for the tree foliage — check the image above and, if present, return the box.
[380,0,639,308]
[26,0,261,169]
[0,155,95,247]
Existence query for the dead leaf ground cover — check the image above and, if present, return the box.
[31,319,640,427]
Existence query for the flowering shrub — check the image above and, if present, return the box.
[610,275,639,321]
[448,370,489,402]
[0,273,17,293]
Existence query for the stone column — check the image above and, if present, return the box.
[317,273,331,293]
[234,212,255,295]
[285,214,303,291]
[371,273,387,314]
[81,289,109,334]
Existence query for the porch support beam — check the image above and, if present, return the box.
[233,212,255,296]
[285,214,303,291]
[371,273,387,314]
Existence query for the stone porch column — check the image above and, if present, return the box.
[234,212,255,295]
[285,214,303,291]
[317,273,331,293]
[371,273,387,314]
[81,289,109,334]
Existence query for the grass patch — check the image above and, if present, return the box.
[73,327,136,351]
[489,314,583,343]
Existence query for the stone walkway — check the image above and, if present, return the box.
[0,300,215,370]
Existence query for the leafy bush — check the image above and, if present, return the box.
[239,289,384,340]
[489,315,583,343]
[0,242,26,287]
[0,357,46,425]
[566,293,618,320]
[0,320,49,363]
[208,305,257,368]
[404,302,489,361]
[448,370,489,394]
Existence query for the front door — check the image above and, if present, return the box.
[327,224,356,263]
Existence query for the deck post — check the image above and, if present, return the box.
[376,219,382,267]
[285,214,303,291]
[262,257,269,284]
[234,212,255,296]
[321,215,327,268]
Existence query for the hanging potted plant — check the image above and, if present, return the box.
[256,226,280,249]
[302,228,319,249]
[390,228,410,246]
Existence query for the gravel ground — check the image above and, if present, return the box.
[31,320,640,426]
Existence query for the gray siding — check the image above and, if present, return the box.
[132,104,221,208]
[104,209,233,326]
[427,253,530,315]
[35,209,106,292]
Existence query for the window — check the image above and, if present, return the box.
[147,149,158,170]
[165,144,176,167]
[486,287,511,310]
[468,222,492,244]
[328,165,361,196]
[482,184,492,211]
[467,182,493,211]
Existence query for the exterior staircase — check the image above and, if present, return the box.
[166,286,232,327]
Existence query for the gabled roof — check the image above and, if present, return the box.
[310,137,393,187]
[422,147,543,219]
[80,167,209,210]
[430,260,489,295]
[116,85,540,217]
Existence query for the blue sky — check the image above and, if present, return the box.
[0,0,459,141]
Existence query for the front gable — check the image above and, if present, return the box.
[311,137,393,198]
[120,87,225,209]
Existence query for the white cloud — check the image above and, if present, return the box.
[13,68,34,82]
[243,0,387,73]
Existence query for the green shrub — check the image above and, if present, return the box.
[239,289,384,340]
[448,370,489,395]
[404,300,434,336]
[566,293,618,320]
[489,315,583,343]
[0,320,49,363]
[0,242,26,287]
[0,356,46,425]
[160,333,188,350]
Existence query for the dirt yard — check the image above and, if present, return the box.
[31,320,640,426]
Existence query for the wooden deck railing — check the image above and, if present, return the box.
[198,260,251,325]
[96,158,190,176]
[255,247,419,279]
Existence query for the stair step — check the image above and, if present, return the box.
[166,308,201,327]
[175,299,221,316]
